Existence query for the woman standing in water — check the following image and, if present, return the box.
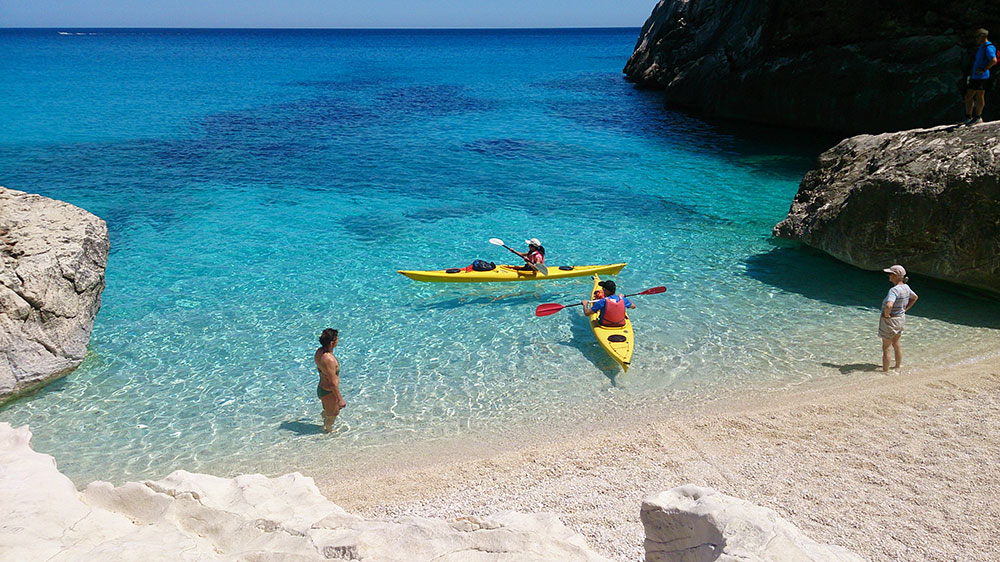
[879,265,919,372]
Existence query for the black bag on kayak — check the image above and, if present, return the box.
[471,259,496,271]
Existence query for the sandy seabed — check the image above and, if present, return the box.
[316,358,1000,562]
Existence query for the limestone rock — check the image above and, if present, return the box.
[0,186,108,404]
[642,485,864,562]
[0,423,611,562]
[774,123,1000,295]
[624,0,997,133]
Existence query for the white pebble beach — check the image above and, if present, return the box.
[317,357,1000,561]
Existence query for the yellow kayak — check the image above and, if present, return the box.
[588,275,634,372]
[398,263,626,283]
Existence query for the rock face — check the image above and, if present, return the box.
[0,423,611,562]
[774,123,1000,295]
[0,187,109,404]
[624,1,998,133]
[642,485,864,562]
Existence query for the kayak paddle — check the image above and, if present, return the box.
[534,286,666,317]
[489,238,549,276]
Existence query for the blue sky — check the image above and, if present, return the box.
[2,1,655,28]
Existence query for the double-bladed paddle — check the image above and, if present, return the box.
[489,238,549,276]
[534,286,666,317]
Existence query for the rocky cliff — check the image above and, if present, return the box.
[0,187,109,404]
[625,0,998,133]
[774,123,1000,295]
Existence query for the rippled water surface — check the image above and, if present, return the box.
[2,28,999,484]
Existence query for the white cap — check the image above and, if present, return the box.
[882,265,906,277]
[525,238,541,247]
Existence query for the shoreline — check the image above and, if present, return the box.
[315,355,1000,561]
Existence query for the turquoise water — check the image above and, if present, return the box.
[2,29,999,484]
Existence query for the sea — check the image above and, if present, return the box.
[2,28,999,485]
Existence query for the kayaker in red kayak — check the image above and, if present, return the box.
[583,279,635,327]
[512,238,545,270]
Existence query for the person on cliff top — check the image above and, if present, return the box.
[962,28,997,126]
[879,265,918,373]
[583,278,635,327]
[314,328,346,433]
[512,238,545,270]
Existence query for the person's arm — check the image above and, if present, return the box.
[333,379,346,408]
[978,45,998,72]
[583,298,605,315]
[331,357,346,408]
[319,356,346,407]
[625,297,636,309]
[905,292,918,312]
[882,294,895,318]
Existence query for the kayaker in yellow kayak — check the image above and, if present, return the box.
[582,279,635,327]
[511,238,545,270]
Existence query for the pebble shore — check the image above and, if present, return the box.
[319,358,1000,561]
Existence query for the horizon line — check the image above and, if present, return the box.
[1,25,641,31]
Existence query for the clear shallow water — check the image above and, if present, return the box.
[2,28,999,484]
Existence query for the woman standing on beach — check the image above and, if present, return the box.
[879,265,918,372]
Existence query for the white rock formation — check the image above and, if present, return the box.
[642,485,865,562]
[0,423,611,562]
[0,187,108,404]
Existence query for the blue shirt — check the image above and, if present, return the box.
[972,41,997,80]
[590,295,633,319]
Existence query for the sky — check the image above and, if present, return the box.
[1,1,656,28]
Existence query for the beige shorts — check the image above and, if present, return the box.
[878,315,905,339]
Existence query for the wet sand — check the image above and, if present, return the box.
[316,358,1000,561]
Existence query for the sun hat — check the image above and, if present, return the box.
[883,265,906,277]
[525,238,541,247]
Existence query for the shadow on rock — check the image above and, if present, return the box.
[745,244,1000,329]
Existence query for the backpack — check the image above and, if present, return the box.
[471,259,496,271]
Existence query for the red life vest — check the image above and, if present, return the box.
[600,296,626,327]
[528,250,545,264]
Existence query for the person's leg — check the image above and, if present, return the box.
[881,337,893,372]
[891,334,903,369]
[321,397,340,432]
[965,89,975,120]
[973,90,986,120]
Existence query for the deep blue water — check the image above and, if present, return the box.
[2,28,999,484]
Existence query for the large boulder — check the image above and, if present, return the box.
[642,485,864,562]
[624,0,998,134]
[0,423,611,562]
[773,123,1000,295]
[0,187,109,404]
